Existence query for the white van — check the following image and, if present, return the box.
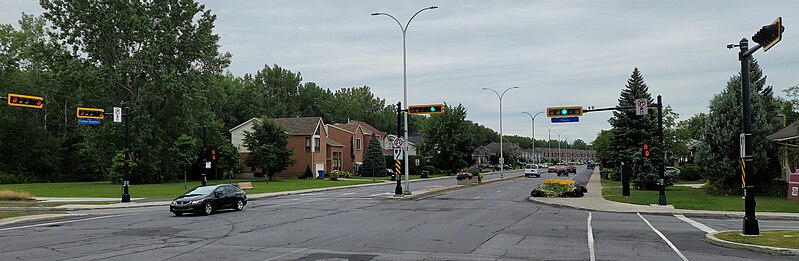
[524,164,540,178]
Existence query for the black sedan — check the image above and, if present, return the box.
[170,184,247,216]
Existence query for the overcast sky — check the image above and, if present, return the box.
[3,0,798,144]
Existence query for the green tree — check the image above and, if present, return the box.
[243,119,294,180]
[169,134,198,188]
[571,139,588,150]
[418,104,475,172]
[360,133,387,177]
[591,130,613,165]
[695,59,781,194]
[216,142,241,180]
[608,68,659,189]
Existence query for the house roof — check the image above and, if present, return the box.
[270,117,323,136]
[332,123,359,134]
[327,139,345,147]
[767,121,799,142]
[484,142,520,153]
[349,120,385,137]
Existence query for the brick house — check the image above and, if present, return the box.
[326,123,366,174]
[229,117,342,179]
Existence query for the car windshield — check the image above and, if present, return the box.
[184,186,218,196]
[525,164,536,169]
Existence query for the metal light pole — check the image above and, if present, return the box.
[373,6,438,195]
[522,112,544,164]
[541,124,555,163]
[556,130,566,164]
[483,87,519,177]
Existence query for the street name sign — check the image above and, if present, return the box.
[551,116,579,123]
[78,118,101,125]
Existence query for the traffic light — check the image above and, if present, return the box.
[134,150,142,162]
[643,143,650,157]
[408,104,444,115]
[7,93,44,109]
[211,149,217,161]
[752,17,783,52]
[546,106,583,117]
[77,107,105,119]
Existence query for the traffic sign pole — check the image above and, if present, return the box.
[395,102,403,196]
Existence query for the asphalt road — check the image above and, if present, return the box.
[0,168,794,260]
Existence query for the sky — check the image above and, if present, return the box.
[3,0,798,144]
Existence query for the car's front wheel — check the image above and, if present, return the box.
[234,199,244,211]
[173,212,183,216]
[202,202,213,215]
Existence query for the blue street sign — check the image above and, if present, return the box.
[551,116,579,123]
[78,118,101,125]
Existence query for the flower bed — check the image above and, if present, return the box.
[531,179,585,197]
[456,172,474,185]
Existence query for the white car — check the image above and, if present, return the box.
[524,164,540,178]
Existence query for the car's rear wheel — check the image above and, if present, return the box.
[234,199,244,211]
[202,202,213,215]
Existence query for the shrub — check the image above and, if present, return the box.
[0,190,33,201]
[328,170,340,181]
[678,164,702,181]
[477,173,484,183]
[300,166,313,179]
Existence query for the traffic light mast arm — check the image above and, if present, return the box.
[582,103,662,114]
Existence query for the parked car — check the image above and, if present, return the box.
[548,166,559,173]
[524,164,540,178]
[170,184,247,216]
[665,166,681,177]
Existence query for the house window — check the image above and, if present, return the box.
[306,137,311,152]
[333,152,341,170]
[356,138,362,150]
[314,137,320,152]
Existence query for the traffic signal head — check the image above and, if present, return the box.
[211,149,217,161]
[643,143,650,157]
[408,104,444,115]
[77,107,105,119]
[7,93,44,109]
[546,106,583,117]
[752,17,784,52]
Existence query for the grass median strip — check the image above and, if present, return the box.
[0,179,380,199]
[0,211,66,220]
[601,179,799,213]
[715,230,799,249]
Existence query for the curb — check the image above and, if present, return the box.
[705,231,799,256]
[526,197,799,221]
[0,213,89,227]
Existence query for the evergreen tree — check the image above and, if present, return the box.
[360,133,387,177]
[608,68,659,189]
[695,59,780,194]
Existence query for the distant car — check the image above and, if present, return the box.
[170,184,247,216]
[548,166,559,173]
[524,164,540,178]
[665,166,681,177]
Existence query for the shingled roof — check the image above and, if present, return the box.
[767,121,799,142]
[348,120,386,137]
[270,117,323,136]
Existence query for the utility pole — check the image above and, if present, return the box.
[657,95,666,206]
[395,101,403,195]
[122,107,131,202]
[201,126,208,186]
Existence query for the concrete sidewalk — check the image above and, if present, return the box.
[529,168,799,220]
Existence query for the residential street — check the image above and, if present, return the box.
[0,169,794,260]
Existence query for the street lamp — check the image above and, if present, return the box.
[372,6,437,195]
[522,111,544,164]
[483,86,519,177]
[556,130,566,164]
[541,124,555,163]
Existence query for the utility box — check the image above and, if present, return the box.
[789,169,799,200]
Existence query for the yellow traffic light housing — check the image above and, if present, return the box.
[546,106,583,117]
[752,17,783,52]
[77,107,105,119]
[7,93,44,109]
[408,104,444,115]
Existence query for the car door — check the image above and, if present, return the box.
[225,185,238,205]
[213,186,227,208]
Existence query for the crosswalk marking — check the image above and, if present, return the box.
[674,215,717,233]
[587,212,595,261]
[637,213,689,261]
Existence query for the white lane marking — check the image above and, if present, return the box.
[0,214,133,232]
[473,196,482,199]
[637,213,689,261]
[495,190,502,193]
[340,192,356,196]
[587,212,595,261]
[369,192,392,197]
[265,248,307,261]
[508,186,514,189]
[674,215,717,233]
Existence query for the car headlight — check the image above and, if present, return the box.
[171,201,177,205]
[189,200,203,205]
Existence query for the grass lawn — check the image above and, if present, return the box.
[715,230,799,249]
[0,178,379,199]
[673,180,707,185]
[0,201,115,207]
[601,179,799,213]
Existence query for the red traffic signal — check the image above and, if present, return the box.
[7,93,44,109]
[211,149,217,161]
[643,143,650,157]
